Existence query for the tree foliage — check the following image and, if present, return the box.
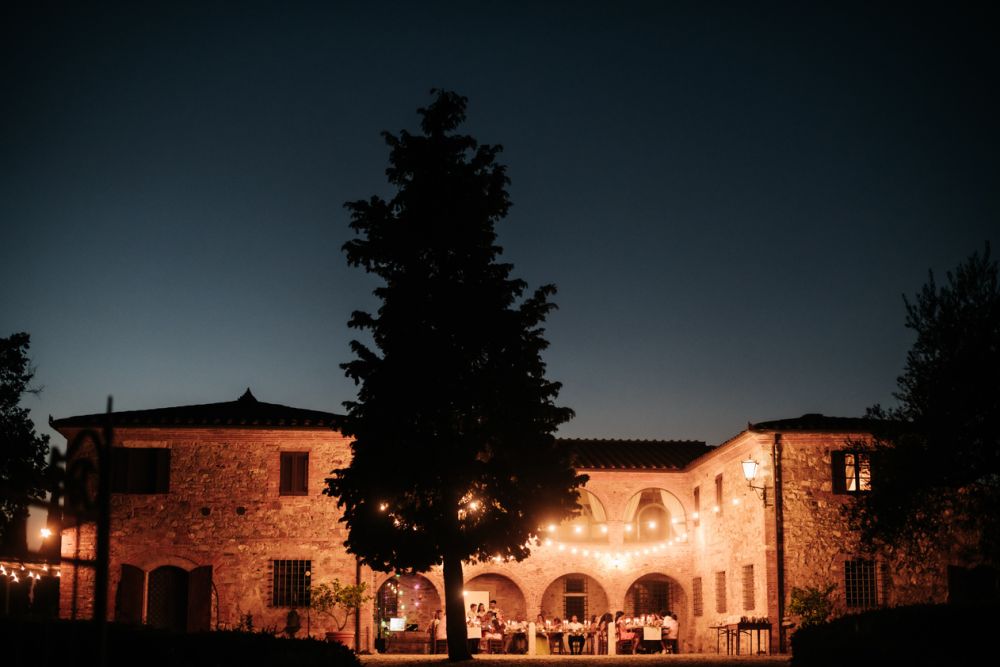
[325,90,584,659]
[849,245,1000,565]
[0,332,50,551]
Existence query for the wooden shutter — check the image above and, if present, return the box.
[831,451,847,493]
[115,564,145,624]
[110,448,129,493]
[155,449,171,493]
[187,565,213,632]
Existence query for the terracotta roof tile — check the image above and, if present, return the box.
[50,389,342,431]
[559,438,710,470]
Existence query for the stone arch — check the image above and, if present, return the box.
[622,488,688,543]
[465,571,528,621]
[539,571,612,623]
[623,571,689,648]
[375,573,441,636]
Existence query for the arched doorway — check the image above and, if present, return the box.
[465,573,528,621]
[376,573,441,643]
[540,572,609,623]
[624,573,686,619]
[147,566,188,631]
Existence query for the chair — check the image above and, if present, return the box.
[487,638,504,654]
[548,631,565,654]
[597,631,608,655]
[433,638,448,654]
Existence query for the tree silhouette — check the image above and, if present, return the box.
[326,90,585,659]
[0,332,50,553]
[850,245,1000,567]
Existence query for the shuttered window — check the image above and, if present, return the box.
[111,448,170,493]
[280,452,309,495]
[832,451,872,494]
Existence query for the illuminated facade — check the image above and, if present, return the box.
[52,392,946,653]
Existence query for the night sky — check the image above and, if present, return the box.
[2,1,997,453]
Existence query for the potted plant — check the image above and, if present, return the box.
[311,579,372,649]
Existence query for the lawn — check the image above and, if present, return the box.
[361,655,790,667]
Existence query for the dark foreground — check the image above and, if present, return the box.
[362,656,790,667]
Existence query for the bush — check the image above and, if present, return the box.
[791,603,997,667]
[0,619,362,667]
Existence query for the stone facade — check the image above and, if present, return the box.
[53,398,947,654]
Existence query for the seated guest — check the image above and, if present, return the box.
[615,611,639,653]
[566,614,585,654]
[482,611,503,651]
[535,614,549,655]
[663,611,679,654]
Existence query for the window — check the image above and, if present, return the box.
[692,577,703,617]
[564,577,587,619]
[270,559,311,607]
[714,474,723,516]
[844,558,880,608]
[630,580,669,616]
[742,565,755,610]
[715,571,727,613]
[832,450,871,493]
[280,452,309,495]
[693,486,700,527]
[111,447,170,493]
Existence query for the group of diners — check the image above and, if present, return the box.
[427,599,680,655]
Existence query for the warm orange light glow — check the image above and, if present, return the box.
[40,527,53,539]
[624,524,633,532]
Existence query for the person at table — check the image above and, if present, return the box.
[663,610,679,654]
[489,599,503,621]
[566,614,585,654]
[549,616,566,653]
[615,610,639,654]
[503,616,524,653]
[467,603,479,625]
[482,611,503,651]
[535,613,550,655]
[597,612,613,654]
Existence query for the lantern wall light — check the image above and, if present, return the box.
[741,459,769,505]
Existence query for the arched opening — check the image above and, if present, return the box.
[375,573,440,643]
[623,488,687,543]
[465,573,528,621]
[624,573,687,623]
[543,490,610,543]
[147,565,188,632]
[539,572,609,624]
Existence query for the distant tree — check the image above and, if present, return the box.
[0,332,50,553]
[849,245,1000,566]
[326,90,585,659]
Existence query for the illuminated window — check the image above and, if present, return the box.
[832,451,871,493]
[280,452,309,495]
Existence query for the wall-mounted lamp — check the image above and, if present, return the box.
[741,459,769,505]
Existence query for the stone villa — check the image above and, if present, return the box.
[51,390,946,653]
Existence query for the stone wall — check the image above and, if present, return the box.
[58,425,376,647]
[777,431,947,615]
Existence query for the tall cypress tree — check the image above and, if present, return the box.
[326,91,584,659]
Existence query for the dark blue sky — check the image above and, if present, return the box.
[2,1,997,449]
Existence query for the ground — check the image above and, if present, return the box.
[361,655,790,667]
